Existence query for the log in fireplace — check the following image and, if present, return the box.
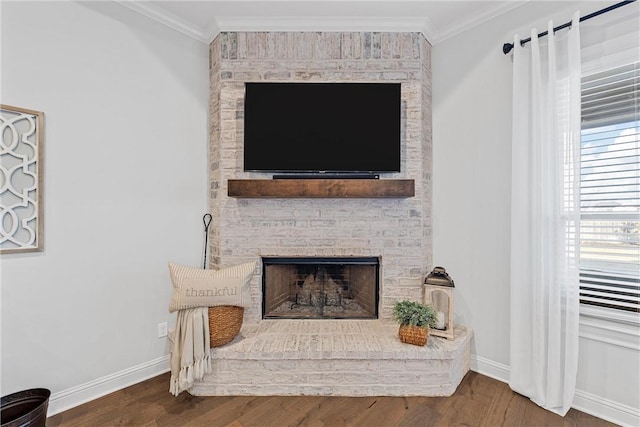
[262,257,379,319]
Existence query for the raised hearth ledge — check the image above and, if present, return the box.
[227,179,415,198]
[188,320,472,397]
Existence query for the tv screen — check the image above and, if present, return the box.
[243,82,401,174]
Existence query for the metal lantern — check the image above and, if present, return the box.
[423,266,455,340]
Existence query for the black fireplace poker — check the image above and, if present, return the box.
[202,213,212,269]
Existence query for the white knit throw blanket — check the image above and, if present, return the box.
[169,306,211,396]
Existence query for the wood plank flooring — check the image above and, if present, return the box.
[47,371,616,427]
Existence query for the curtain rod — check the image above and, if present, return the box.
[502,0,637,54]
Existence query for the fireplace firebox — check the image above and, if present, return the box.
[262,257,379,319]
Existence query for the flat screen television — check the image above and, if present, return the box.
[243,82,401,176]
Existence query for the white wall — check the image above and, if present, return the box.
[0,0,209,411]
[432,1,639,425]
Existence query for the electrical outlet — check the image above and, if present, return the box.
[157,322,168,338]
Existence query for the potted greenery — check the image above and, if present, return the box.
[392,300,439,346]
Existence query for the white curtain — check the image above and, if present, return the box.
[509,13,582,416]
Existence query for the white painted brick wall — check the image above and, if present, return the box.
[209,32,432,322]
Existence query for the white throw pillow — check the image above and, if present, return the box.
[168,261,256,312]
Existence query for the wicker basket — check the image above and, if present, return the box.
[398,324,429,346]
[208,305,244,348]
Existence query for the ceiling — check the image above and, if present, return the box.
[115,1,529,45]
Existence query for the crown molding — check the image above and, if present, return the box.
[421,16,438,45]
[214,16,429,35]
[114,1,529,46]
[429,0,529,45]
[113,0,216,44]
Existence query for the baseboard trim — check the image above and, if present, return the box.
[573,389,640,427]
[470,353,639,427]
[470,354,510,383]
[47,355,169,416]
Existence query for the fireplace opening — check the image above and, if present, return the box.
[262,257,379,319]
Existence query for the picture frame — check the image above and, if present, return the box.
[1,104,45,254]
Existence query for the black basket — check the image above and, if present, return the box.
[1,388,50,427]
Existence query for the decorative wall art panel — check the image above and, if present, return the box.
[1,105,44,253]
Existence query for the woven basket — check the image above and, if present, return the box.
[398,324,429,346]
[208,305,244,348]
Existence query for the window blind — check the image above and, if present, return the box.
[580,62,639,313]
[582,63,640,130]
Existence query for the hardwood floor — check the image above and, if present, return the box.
[47,371,616,427]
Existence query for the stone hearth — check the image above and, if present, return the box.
[189,320,472,397]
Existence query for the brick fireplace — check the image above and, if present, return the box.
[193,31,473,397]
[208,31,433,322]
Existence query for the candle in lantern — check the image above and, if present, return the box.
[436,311,446,330]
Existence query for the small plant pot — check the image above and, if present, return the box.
[398,324,429,346]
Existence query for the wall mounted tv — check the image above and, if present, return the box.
[243,82,401,176]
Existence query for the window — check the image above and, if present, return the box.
[579,62,639,313]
